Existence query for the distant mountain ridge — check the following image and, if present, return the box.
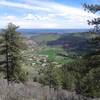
[0,28,90,37]
[16,29,89,37]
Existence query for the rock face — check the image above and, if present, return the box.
[0,80,99,100]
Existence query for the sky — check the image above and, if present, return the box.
[0,0,99,29]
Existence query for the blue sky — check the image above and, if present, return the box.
[0,0,99,29]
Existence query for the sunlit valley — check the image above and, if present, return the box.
[0,0,100,100]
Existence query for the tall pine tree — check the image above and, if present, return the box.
[78,4,100,97]
[0,23,27,84]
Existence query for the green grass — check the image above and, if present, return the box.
[30,33,76,64]
[35,46,74,64]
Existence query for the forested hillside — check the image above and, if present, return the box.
[0,23,99,100]
[0,1,100,100]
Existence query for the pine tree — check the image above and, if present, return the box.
[0,23,27,84]
[79,4,100,97]
[83,4,100,32]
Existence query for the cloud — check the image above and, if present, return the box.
[0,0,99,28]
[0,1,51,12]
[0,14,60,29]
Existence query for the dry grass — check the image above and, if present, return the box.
[0,79,99,100]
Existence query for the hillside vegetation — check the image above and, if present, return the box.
[0,2,100,99]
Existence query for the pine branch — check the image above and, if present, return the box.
[83,4,100,13]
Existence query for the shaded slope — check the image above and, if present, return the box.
[47,32,95,55]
